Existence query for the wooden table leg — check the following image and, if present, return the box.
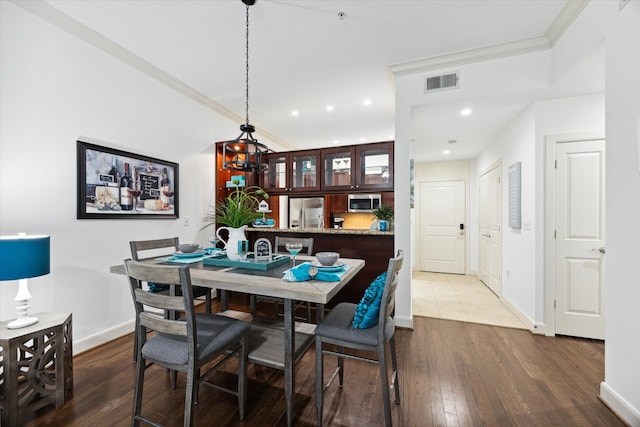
[283,298,295,427]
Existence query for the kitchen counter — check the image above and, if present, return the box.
[247,228,394,306]
[247,227,393,236]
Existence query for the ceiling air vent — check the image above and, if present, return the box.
[424,72,459,93]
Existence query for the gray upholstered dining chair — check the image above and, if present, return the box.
[124,259,250,426]
[250,236,315,321]
[129,237,213,363]
[315,250,404,427]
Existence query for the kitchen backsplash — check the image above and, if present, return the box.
[339,212,376,230]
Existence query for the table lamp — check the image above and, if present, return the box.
[0,233,50,329]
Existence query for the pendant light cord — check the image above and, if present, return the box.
[245,3,250,126]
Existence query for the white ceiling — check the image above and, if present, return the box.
[41,0,603,162]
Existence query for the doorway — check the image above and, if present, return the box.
[478,164,502,296]
[418,180,466,274]
[545,134,606,340]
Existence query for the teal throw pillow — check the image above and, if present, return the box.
[352,272,387,329]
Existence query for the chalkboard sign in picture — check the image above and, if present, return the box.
[77,139,179,219]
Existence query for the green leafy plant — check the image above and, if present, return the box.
[202,180,269,229]
[373,204,394,221]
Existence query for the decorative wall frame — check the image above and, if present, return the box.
[77,140,179,219]
[508,161,521,229]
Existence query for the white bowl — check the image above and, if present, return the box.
[316,252,339,266]
[178,243,199,253]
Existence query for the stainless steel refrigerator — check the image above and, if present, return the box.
[289,197,325,229]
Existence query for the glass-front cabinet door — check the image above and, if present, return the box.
[355,142,393,190]
[321,147,355,191]
[290,150,320,192]
[261,153,288,193]
[261,150,320,194]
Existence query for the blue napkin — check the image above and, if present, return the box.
[283,262,346,282]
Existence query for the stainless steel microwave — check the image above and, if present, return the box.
[348,194,381,213]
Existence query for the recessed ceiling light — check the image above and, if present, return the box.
[326,105,334,112]
[460,108,472,116]
[333,140,339,145]
[443,149,451,155]
[360,137,366,142]
[363,99,372,106]
[388,134,394,139]
[291,110,299,116]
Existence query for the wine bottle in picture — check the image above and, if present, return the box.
[108,156,119,184]
[160,167,172,209]
[120,162,133,210]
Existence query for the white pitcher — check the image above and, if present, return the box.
[216,225,248,261]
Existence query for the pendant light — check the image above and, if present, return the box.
[223,0,269,172]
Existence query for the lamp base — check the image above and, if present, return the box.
[7,315,39,329]
[9,278,38,329]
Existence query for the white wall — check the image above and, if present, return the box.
[475,105,537,322]
[600,0,640,423]
[0,2,276,353]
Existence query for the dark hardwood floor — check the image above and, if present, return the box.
[23,298,624,427]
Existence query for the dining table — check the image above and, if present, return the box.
[110,252,365,427]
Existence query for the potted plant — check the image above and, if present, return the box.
[202,179,269,259]
[373,204,394,231]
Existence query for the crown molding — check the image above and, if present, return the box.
[545,0,589,46]
[11,0,292,149]
[389,0,590,78]
[389,36,551,77]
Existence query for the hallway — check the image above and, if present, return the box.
[412,271,526,329]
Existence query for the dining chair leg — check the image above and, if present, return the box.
[249,295,258,317]
[184,370,196,427]
[132,354,145,427]
[205,291,212,314]
[337,345,345,387]
[238,333,248,420]
[379,343,392,427]
[315,337,324,427]
[194,368,201,404]
[390,336,400,404]
[171,370,178,389]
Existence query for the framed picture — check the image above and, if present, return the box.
[77,140,179,219]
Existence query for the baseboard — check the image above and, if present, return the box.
[600,381,640,426]
[395,314,413,330]
[73,319,134,356]
[499,295,536,332]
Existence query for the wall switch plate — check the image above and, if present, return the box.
[184,216,191,226]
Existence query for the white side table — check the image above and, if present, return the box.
[0,312,73,427]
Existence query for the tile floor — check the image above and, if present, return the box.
[412,271,526,329]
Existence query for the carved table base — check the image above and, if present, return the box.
[1,312,72,427]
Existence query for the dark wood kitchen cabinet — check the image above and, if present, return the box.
[260,150,320,195]
[321,142,393,192]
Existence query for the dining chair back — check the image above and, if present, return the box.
[274,236,314,255]
[314,250,404,427]
[250,236,315,321]
[129,237,213,363]
[124,259,249,426]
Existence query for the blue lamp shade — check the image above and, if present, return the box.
[0,235,50,281]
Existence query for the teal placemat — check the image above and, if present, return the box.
[156,253,220,264]
[203,254,290,270]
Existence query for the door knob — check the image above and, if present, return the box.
[592,247,606,254]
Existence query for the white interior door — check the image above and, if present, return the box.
[419,180,466,274]
[555,139,605,339]
[478,165,502,295]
